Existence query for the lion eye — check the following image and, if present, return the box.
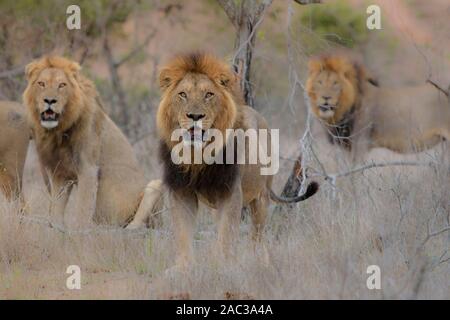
[178,92,187,99]
[318,80,323,85]
[205,92,214,99]
[58,83,67,89]
[38,81,45,88]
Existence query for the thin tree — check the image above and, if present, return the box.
[216,0,321,108]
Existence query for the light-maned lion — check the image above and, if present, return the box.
[0,101,29,202]
[306,55,450,155]
[146,53,318,270]
[23,56,147,227]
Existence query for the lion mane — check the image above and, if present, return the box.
[157,53,243,202]
[146,53,318,270]
[23,55,147,226]
[306,55,378,150]
[306,54,450,154]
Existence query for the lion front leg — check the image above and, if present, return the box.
[216,178,243,260]
[74,164,99,228]
[126,179,164,229]
[169,190,198,272]
[48,176,73,227]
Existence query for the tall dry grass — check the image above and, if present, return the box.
[0,140,448,299]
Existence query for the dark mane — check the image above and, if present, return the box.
[159,139,239,204]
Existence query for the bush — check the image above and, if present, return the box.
[299,1,368,51]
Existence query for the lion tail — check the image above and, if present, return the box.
[269,181,319,204]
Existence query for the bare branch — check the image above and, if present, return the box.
[115,29,157,68]
[426,79,449,97]
[293,0,321,4]
[253,0,274,22]
[420,225,450,248]
[309,161,436,181]
[217,0,238,26]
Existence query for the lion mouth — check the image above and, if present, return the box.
[181,126,208,146]
[40,109,60,129]
[188,127,206,142]
[318,104,335,112]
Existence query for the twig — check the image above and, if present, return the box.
[426,79,449,97]
[293,0,321,4]
[216,0,238,26]
[114,29,157,68]
[420,225,450,248]
[325,160,436,180]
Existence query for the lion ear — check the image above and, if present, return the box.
[68,61,81,74]
[159,68,172,92]
[341,64,357,81]
[308,59,323,74]
[216,71,237,90]
[25,61,41,82]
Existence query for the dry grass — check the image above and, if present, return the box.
[0,141,448,300]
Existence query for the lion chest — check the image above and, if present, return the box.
[36,134,79,181]
[159,141,239,205]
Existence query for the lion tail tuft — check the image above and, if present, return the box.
[270,181,319,204]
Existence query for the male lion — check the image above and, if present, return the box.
[0,101,29,202]
[306,55,450,156]
[23,56,147,227]
[147,53,318,270]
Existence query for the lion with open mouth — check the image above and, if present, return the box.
[23,56,148,227]
[136,53,319,270]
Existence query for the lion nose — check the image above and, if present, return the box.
[44,98,58,106]
[186,113,205,121]
[322,96,331,101]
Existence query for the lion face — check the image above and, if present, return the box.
[171,73,231,146]
[32,68,74,129]
[309,71,344,119]
[157,54,238,150]
[23,56,83,131]
[306,56,357,124]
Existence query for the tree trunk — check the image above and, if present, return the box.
[233,17,257,108]
[103,35,129,131]
[217,0,273,108]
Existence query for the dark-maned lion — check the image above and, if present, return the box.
[306,55,450,155]
[145,53,318,270]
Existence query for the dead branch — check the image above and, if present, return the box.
[311,160,436,181]
[293,0,321,4]
[281,2,324,198]
[114,29,157,68]
[426,79,449,97]
[217,0,238,26]
[420,223,450,249]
